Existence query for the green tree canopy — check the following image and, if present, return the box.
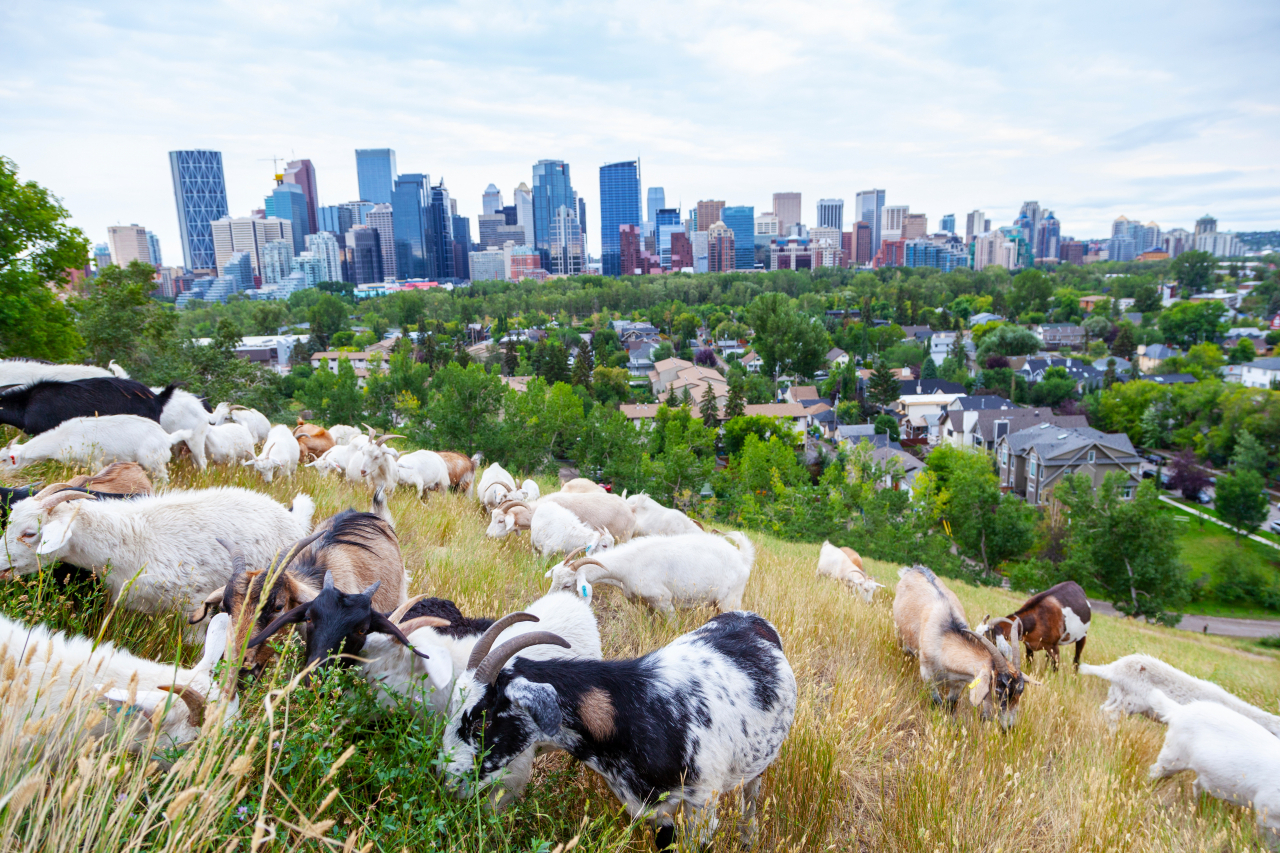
[1158,301,1226,349]
[1170,250,1215,295]
[745,292,830,379]
[1214,469,1269,543]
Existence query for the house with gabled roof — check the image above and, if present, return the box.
[996,425,1141,506]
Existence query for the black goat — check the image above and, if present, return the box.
[0,484,41,527]
[0,378,176,435]
[399,596,496,639]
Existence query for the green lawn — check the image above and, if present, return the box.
[1164,494,1280,545]
[1158,503,1280,619]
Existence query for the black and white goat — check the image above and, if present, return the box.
[441,611,797,848]
[0,377,175,435]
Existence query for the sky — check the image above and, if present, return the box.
[4,0,1279,266]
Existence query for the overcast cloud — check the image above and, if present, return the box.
[3,0,1277,262]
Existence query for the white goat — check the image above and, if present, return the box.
[519,479,541,501]
[0,612,236,751]
[156,387,214,467]
[172,422,255,466]
[477,462,518,509]
[541,491,636,543]
[327,424,362,445]
[308,443,356,476]
[209,402,271,445]
[0,358,128,387]
[394,450,451,498]
[530,501,615,558]
[546,531,753,615]
[627,493,704,537]
[243,424,299,483]
[1147,689,1280,842]
[1080,654,1280,737]
[0,486,315,613]
[816,541,883,603]
[1,414,180,483]
[560,477,605,494]
[353,434,406,492]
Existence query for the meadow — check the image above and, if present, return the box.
[1,458,1278,852]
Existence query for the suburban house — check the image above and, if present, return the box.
[311,346,394,376]
[1092,355,1133,374]
[996,425,1141,506]
[648,357,694,394]
[1017,357,1110,390]
[1145,373,1197,385]
[201,333,308,373]
[826,347,849,368]
[836,424,878,446]
[1136,343,1183,373]
[626,341,658,376]
[1238,357,1280,388]
[1078,294,1108,312]
[1222,328,1267,352]
[660,364,730,408]
[969,312,1004,326]
[611,320,661,344]
[716,339,746,357]
[741,351,763,373]
[941,395,1020,447]
[929,330,975,366]
[1033,323,1085,350]
[784,385,820,404]
[945,404,1089,452]
[891,380,966,444]
[900,325,934,346]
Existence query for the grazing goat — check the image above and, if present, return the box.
[171,421,256,467]
[308,441,364,476]
[243,424,300,482]
[478,463,518,509]
[327,424,362,445]
[352,431,406,491]
[1080,654,1280,737]
[193,500,408,676]
[626,493,704,537]
[547,531,753,615]
[530,501,614,558]
[0,486,314,613]
[541,491,636,543]
[209,403,270,445]
[560,477,605,494]
[815,541,883,603]
[977,581,1091,671]
[0,611,235,751]
[1146,689,1280,842]
[485,500,532,538]
[66,461,153,495]
[394,450,451,498]
[893,565,1033,729]
[0,377,175,435]
[293,418,335,462]
[1,414,182,483]
[437,451,480,495]
[156,387,214,466]
[519,479,541,501]
[441,611,796,848]
[0,484,40,527]
[0,358,128,388]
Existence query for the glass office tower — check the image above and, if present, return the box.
[598,160,641,276]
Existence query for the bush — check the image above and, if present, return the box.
[1003,558,1057,593]
[1258,635,1280,649]
[1212,550,1280,610]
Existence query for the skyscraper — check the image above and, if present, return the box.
[211,216,292,277]
[365,204,397,280]
[1018,201,1043,248]
[817,199,843,231]
[317,205,354,237]
[532,160,574,265]
[697,200,726,232]
[345,226,383,284]
[939,214,956,234]
[598,160,642,276]
[107,225,152,267]
[720,206,755,271]
[283,160,319,236]
[260,239,295,285]
[707,221,736,273]
[548,205,583,276]
[341,201,374,226]
[267,183,311,253]
[646,187,665,224]
[882,206,909,243]
[901,214,928,241]
[1035,213,1061,261]
[169,150,229,272]
[855,190,885,253]
[305,231,344,283]
[482,184,503,215]
[965,210,986,244]
[514,183,535,246]
[656,208,681,269]
[773,192,802,235]
[391,173,430,279]
[146,232,162,266]
[578,196,588,258]
[355,149,397,205]
[429,180,456,279]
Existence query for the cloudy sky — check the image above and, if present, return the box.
[4,0,1278,264]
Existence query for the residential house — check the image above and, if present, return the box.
[900,325,934,346]
[1017,357,1110,390]
[716,339,746,357]
[997,425,1141,506]
[611,320,661,344]
[892,381,966,444]
[1188,289,1241,310]
[311,350,389,375]
[1136,343,1182,374]
[1222,328,1267,352]
[741,351,763,373]
[1238,357,1280,388]
[784,385,820,404]
[1145,373,1197,385]
[648,357,695,394]
[929,330,975,367]
[1091,356,1133,374]
[1122,312,1145,326]
[835,423,878,446]
[826,347,849,368]
[946,404,1089,452]
[627,341,658,376]
[969,312,1004,326]
[1078,294,1108,312]
[664,365,730,408]
[857,366,915,383]
[1033,323,1085,350]
[942,395,1020,448]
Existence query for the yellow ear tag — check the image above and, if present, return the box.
[967,676,982,691]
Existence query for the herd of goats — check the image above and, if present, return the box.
[0,356,1277,847]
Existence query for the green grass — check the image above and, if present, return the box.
[2,457,1279,851]
[1158,503,1280,619]
[1164,494,1280,545]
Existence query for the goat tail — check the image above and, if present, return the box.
[722,531,755,569]
[1146,688,1176,723]
[290,493,316,529]
[371,486,395,530]
[1077,661,1109,680]
[107,360,130,379]
[471,451,484,467]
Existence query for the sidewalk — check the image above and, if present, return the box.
[1089,598,1280,639]
[1159,495,1280,551]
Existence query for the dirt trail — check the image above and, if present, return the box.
[1088,598,1280,639]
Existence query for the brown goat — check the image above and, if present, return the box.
[191,498,408,676]
[436,451,478,494]
[293,418,335,462]
[839,546,864,570]
[66,461,152,495]
[980,581,1091,671]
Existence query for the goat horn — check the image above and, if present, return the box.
[41,490,96,510]
[1010,616,1023,670]
[375,434,405,446]
[466,612,539,671]
[388,593,429,624]
[562,545,588,564]
[33,482,76,501]
[497,499,530,513]
[691,519,705,530]
[157,684,207,727]
[229,404,248,411]
[362,423,376,438]
[216,537,247,575]
[474,631,570,685]
[568,556,608,573]
[963,628,1009,668]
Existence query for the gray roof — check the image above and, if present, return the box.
[836,424,877,441]
[1245,357,1280,371]
[1003,425,1138,462]
[1145,373,1197,384]
[952,394,1019,411]
[1092,356,1132,372]
[1142,344,1182,359]
[898,378,965,395]
[1122,313,1144,325]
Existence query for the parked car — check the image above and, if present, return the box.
[1142,469,1156,480]
[1145,453,1163,465]
[1270,519,1280,535]
[1197,491,1213,505]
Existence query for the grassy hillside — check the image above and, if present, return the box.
[1,459,1278,852]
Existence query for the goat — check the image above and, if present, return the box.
[485,499,534,538]
[171,421,256,467]
[192,500,408,677]
[627,493,704,537]
[441,611,797,847]
[243,424,300,482]
[66,461,153,495]
[394,450,451,498]
[560,477,605,494]
[327,424,363,446]
[308,442,363,476]
[209,403,270,445]
[0,358,129,389]
[541,491,636,543]
[1146,689,1280,842]
[893,565,1033,729]
[977,581,1091,671]
[0,484,40,527]
[0,486,315,613]
[478,462,518,509]
[436,451,481,495]
[155,387,214,467]
[293,417,335,462]
[0,611,235,752]
[1,414,182,483]
[352,431,407,492]
[547,531,753,615]
[815,541,883,603]
[0,377,176,436]
[530,501,614,558]
[519,478,541,501]
[1080,654,1280,737]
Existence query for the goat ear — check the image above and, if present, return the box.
[247,602,310,647]
[188,587,226,624]
[420,644,455,694]
[506,678,561,737]
[397,615,451,636]
[368,612,431,659]
[968,669,992,707]
[36,513,77,555]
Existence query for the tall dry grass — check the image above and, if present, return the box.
[0,455,1277,851]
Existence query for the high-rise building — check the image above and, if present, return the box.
[1138,221,1160,253]
[514,182,534,246]
[469,247,506,282]
[222,251,254,291]
[429,180,456,279]
[317,205,354,237]
[904,239,968,272]
[305,231,344,283]
[1195,214,1217,237]
[655,208,681,269]
[692,230,709,273]
[817,198,843,231]
[707,221,736,273]
[598,160,642,277]
[506,244,543,281]
[267,183,311,254]
[478,214,508,249]
[344,226,383,284]
[882,205,909,243]
[855,190,885,252]
[578,196,588,258]
[1035,213,1061,262]
[754,212,779,241]
[108,224,152,268]
[939,214,956,234]
[695,200,726,235]
[532,160,574,267]
[901,213,928,241]
[773,192,802,235]
[147,232,162,266]
[260,239,295,286]
[1059,241,1085,265]
[1018,202,1043,250]
[169,150,229,272]
[854,222,872,264]
[620,224,644,276]
[646,187,666,224]
[548,204,583,276]
[452,214,472,279]
[1162,228,1193,258]
[670,231,693,271]
[964,210,986,245]
[92,243,113,272]
[365,203,397,280]
[482,184,503,215]
[211,216,292,276]
[283,160,319,236]
[355,149,397,205]
[391,173,430,279]
[720,206,754,270]
[340,201,374,226]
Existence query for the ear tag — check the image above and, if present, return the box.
[579,581,593,601]
[967,676,982,691]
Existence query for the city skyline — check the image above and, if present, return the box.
[4,1,1277,261]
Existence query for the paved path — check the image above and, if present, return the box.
[1089,598,1280,639]
[1159,495,1280,551]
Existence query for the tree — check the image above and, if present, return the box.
[1132,282,1162,313]
[1230,429,1269,475]
[1029,366,1077,407]
[724,376,746,420]
[1170,250,1215,296]
[975,324,1042,363]
[873,413,900,442]
[1082,314,1111,348]
[866,359,901,409]
[926,444,1035,573]
[71,260,175,373]
[721,415,798,456]
[1158,300,1226,349]
[416,362,506,456]
[308,293,349,349]
[920,356,938,379]
[1057,475,1187,624]
[571,342,594,390]
[1102,358,1118,389]
[679,385,694,408]
[1214,469,1269,543]
[1111,323,1137,360]
[1009,269,1054,317]
[0,156,88,361]
[744,292,830,378]
[502,338,519,376]
[1167,449,1210,500]
[592,366,632,406]
[1228,339,1256,365]
[700,381,720,428]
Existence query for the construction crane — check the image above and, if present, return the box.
[258,156,285,183]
